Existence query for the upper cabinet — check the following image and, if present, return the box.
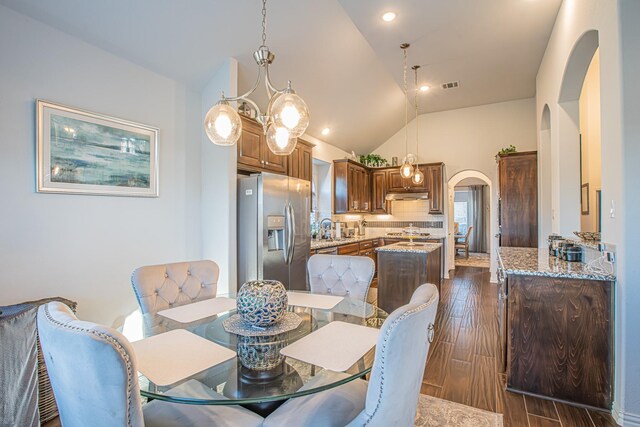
[288,139,313,181]
[333,160,444,215]
[426,164,444,214]
[387,165,429,192]
[237,116,286,174]
[237,116,313,180]
[236,117,264,170]
[334,160,370,213]
[371,170,388,214]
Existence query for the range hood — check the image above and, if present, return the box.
[385,192,430,201]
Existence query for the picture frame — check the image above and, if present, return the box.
[581,183,589,215]
[36,100,158,197]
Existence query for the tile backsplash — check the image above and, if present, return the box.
[334,200,445,229]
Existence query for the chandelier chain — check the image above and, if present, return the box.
[261,0,268,46]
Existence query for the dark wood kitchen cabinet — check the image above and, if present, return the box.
[386,165,430,192]
[426,163,444,214]
[334,159,370,213]
[237,116,288,175]
[498,151,538,247]
[371,170,388,213]
[288,138,313,181]
[506,273,614,409]
[334,160,445,214]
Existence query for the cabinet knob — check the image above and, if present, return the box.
[265,161,269,165]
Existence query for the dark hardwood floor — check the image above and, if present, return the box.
[421,266,619,427]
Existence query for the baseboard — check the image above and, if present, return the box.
[615,409,640,426]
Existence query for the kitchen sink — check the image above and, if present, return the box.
[396,242,427,247]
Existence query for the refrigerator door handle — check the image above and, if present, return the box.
[283,204,290,264]
[288,203,296,264]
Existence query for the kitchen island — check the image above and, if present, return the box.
[498,247,615,409]
[375,242,442,314]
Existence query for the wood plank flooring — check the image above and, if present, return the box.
[421,266,619,427]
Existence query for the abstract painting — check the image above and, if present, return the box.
[37,100,158,196]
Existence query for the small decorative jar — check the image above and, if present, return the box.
[236,280,288,327]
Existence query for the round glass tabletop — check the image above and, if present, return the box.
[137,296,387,413]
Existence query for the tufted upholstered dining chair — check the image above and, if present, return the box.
[307,254,375,303]
[131,260,219,314]
[37,301,264,427]
[262,283,439,427]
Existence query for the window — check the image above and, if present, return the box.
[454,190,469,234]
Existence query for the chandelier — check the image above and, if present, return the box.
[204,0,309,155]
[399,43,415,179]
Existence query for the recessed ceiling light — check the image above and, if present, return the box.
[419,85,430,92]
[382,12,396,22]
[321,127,331,136]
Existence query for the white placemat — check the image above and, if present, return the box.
[158,297,236,323]
[286,292,344,310]
[280,321,379,372]
[132,329,236,386]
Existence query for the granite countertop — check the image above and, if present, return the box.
[310,233,446,250]
[376,242,442,254]
[311,235,377,250]
[497,247,615,281]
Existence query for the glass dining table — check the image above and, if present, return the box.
[136,295,388,415]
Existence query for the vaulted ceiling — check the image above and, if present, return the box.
[0,0,561,153]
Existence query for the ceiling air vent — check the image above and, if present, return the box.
[441,81,460,90]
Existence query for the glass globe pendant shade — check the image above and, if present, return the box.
[411,167,424,184]
[400,160,414,179]
[266,125,296,155]
[204,102,242,146]
[270,92,309,138]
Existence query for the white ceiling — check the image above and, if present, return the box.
[0,0,560,154]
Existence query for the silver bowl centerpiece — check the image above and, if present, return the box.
[236,280,288,327]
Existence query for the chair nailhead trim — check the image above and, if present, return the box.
[43,305,137,427]
[363,293,437,425]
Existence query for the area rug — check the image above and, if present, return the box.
[455,252,490,268]
[415,394,503,427]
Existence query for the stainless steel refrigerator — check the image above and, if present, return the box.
[237,173,311,291]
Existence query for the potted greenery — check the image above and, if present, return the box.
[495,145,517,162]
[358,154,389,167]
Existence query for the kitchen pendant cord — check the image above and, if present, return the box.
[403,47,409,160]
[414,65,420,160]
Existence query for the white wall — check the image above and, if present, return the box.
[201,58,238,296]
[0,6,202,327]
[535,0,639,422]
[373,98,537,280]
[373,98,537,182]
[619,0,640,422]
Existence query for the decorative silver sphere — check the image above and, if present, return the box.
[236,280,288,327]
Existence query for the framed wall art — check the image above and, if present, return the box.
[36,100,158,197]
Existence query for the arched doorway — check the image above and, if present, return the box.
[555,29,600,235]
[447,170,497,282]
[539,105,553,240]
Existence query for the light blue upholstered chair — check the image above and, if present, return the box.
[307,254,375,302]
[37,302,263,427]
[131,260,220,315]
[263,283,439,427]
